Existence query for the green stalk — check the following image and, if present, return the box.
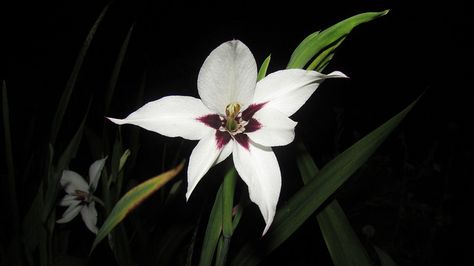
[215,236,231,266]
[199,187,223,266]
[216,168,237,266]
[222,168,237,237]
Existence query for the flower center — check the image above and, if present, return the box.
[225,103,240,118]
[197,103,264,138]
[225,103,242,133]
[73,189,91,202]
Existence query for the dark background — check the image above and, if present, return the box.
[2,0,473,265]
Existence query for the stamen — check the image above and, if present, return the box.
[73,190,90,202]
[225,103,241,118]
[224,103,242,132]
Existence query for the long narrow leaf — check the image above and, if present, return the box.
[222,168,237,237]
[199,186,224,266]
[42,99,92,222]
[104,23,135,114]
[317,201,372,266]
[231,96,420,266]
[257,55,271,81]
[287,10,389,69]
[374,246,398,266]
[2,81,22,265]
[216,168,237,266]
[91,162,185,252]
[50,3,110,145]
[307,37,345,72]
[2,81,19,226]
[297,143,372,266]
[288,31,320,68]
[153,224,194,265]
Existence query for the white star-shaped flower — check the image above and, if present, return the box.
[56,157,107,234]
[109,40,346,234]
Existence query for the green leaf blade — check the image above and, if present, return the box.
[222,168,237,238]
[200,168,237,266]
[50,3,110,145]
[297,143,371,266]
[317,200,372,266]
[91,162,184,251]
[257,55,271,81]
[231,95,420,266]
[199,186,224,266]
[287,10,389,69]
[374,246,398,266]
[2,81,19,226]
[104,23,135,114]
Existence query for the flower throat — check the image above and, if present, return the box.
[225,103,241,132]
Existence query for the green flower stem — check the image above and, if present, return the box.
[215,168,237,266]
[215,236,231,266]
[222,168,237,237]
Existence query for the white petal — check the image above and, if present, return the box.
[253,69,347,116]
[89,157,107,192]
[108,96,215,140]
[81,202,98,234]
[232,140,281,235]
[186,133,224,200]
[198,40,257,114]
[59,194,80,206]
[60,170,89,194]
[215,139,233,165]
[57,201,82,223]
[246,107,297,147]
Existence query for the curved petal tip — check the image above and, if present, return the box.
[106,117,126,125]
[327,70,349,79]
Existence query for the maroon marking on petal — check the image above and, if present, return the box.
[245,118,262,133]
[234,134,250,150]
[197,114,222,129]
[241,102,267,121]
[216,130,232,149]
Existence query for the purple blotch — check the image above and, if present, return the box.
[241,102,266,121]
[216,130,232,149]
[197,114,222,129]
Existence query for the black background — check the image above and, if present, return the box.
[2,0,473,265]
